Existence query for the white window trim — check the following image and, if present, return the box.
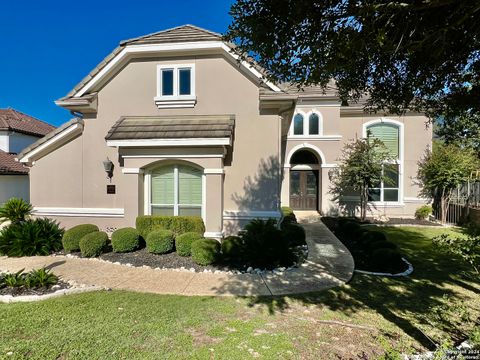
[154,64,196,108]
[362,118,404,206]
[288,109,326,138]
[144,164,204,220]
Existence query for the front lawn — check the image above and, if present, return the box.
[1,226,479,359]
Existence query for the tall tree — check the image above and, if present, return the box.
[226,1,480,119]
[435,113,480,154]
[417,143,479,223]
[329,137,393,221]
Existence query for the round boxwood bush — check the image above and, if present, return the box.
[221,236,244,259]
[79,231,108,257]
[370,248,406,273]
[175,232,203,256]
[281,223,306,247]
[191,238,221,265]
[336,220,363,241]
[62,224,99,252]
[146,229,174,254]
[111,227,140,253]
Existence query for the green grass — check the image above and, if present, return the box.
[1,226,478,359]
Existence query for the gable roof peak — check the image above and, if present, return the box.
[120,24,222,46]
[0,108,55,137]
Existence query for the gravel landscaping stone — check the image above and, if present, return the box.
[0,280,70,297]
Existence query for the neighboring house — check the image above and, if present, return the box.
[0,109,54,204]
[17,25,431,237]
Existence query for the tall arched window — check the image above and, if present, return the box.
[366,122,401,202]
[309,113,320,135]
[150,164,203,216]
[293,113,304,135]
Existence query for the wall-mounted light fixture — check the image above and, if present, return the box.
[103,157,114,180]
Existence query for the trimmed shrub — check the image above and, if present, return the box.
[111,227,140,253]
[221,236,244,259]
[136,216,205,238]
[0,218,64,257]
[62,224,99,252]
[24,268,58,288]
[241,219,294,268]
[191,238,221,265]
[79,231,108,257]
[146,229,175,254]
[415,205,432,220]
[176,232,203,256]
[370,248,406,273]
[281,223,306,247]
[281,206,297,225]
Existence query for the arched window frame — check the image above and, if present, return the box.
[289,110,323,137]
[362,118,404,205]
[144,162,205,219]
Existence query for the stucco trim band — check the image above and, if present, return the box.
[223,210,282,220]
[106,138,231,147]
[33,207,125,218]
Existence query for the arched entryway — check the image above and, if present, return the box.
[288,149,321,210]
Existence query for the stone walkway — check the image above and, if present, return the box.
[0,222,354,297]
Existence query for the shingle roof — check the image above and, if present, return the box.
[105,115,235,140]
[0,150,28,174]
[16,118,84,161]
[120,24,222,45]
[0,108,55,137]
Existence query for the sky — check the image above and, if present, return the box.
[0,0,234,126]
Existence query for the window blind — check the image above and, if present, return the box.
[178,166,202,205]
[367,124,399,158]
[151,166,174,204]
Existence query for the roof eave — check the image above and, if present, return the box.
[55,93,98,114]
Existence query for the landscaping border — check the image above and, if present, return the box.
[0,285,106,303]
[354,257,413,277]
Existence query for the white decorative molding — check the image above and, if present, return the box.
[33,207,124,218]
[203,231,223,239]
[121,168,144,174]
[154,98,197,109]
[121,154,225,159]
[203,168,224,174]
[404,197,430,204]
[74,41,280,97]
[321,163,338,168]
[287,135,342,141]
[18,123,83,163]
[223,210,282,220]
[107,138,231,147]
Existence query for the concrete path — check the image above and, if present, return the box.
[0,222,354,297]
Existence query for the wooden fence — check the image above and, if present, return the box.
[433,180,480,225]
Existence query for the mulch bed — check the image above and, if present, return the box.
[365,217,442,226]
[100,248,239,272]
[0,280,70,297]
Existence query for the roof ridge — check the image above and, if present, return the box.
[120,24,221,45]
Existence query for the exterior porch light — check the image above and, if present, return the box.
[103,157,114,179]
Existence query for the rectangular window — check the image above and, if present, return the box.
[161,69,174,96]
[179,69,191,95]
[367,164,399,202]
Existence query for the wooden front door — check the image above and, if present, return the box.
[290,170,318,210]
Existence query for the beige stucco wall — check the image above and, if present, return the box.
[0,175,29,205]
[28,53,281,234]
[281,105,432,218]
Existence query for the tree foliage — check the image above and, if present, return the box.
[416,143,478,223]
[436,113,480,154]
[329,137,393,221]
[226,0,480,119]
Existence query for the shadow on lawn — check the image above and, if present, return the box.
[214,227,479,350]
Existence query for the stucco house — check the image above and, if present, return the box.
[0,108,54,204]
[17,25,431,237]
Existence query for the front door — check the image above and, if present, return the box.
[289,170,318,210]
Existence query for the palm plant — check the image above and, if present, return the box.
[0,198,33,224]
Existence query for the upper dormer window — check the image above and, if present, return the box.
[290,111,322,137]
[155,64,196,109]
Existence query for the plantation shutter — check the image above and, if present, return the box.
[368,124,399,158]
[178,166,202,205]
[151,166,175,204]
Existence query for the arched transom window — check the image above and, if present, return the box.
[366,122,401,202]
[150,164,203,216]
[290,111,322,136]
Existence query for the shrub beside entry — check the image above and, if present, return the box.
[79,231,108,257]
[136,216,205,238]
[146,229,175,254]
[191,238,220,265]
[111,227,140,253]
[62,224,99,252]
[175,232,203,256]
[221,236,244,259]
